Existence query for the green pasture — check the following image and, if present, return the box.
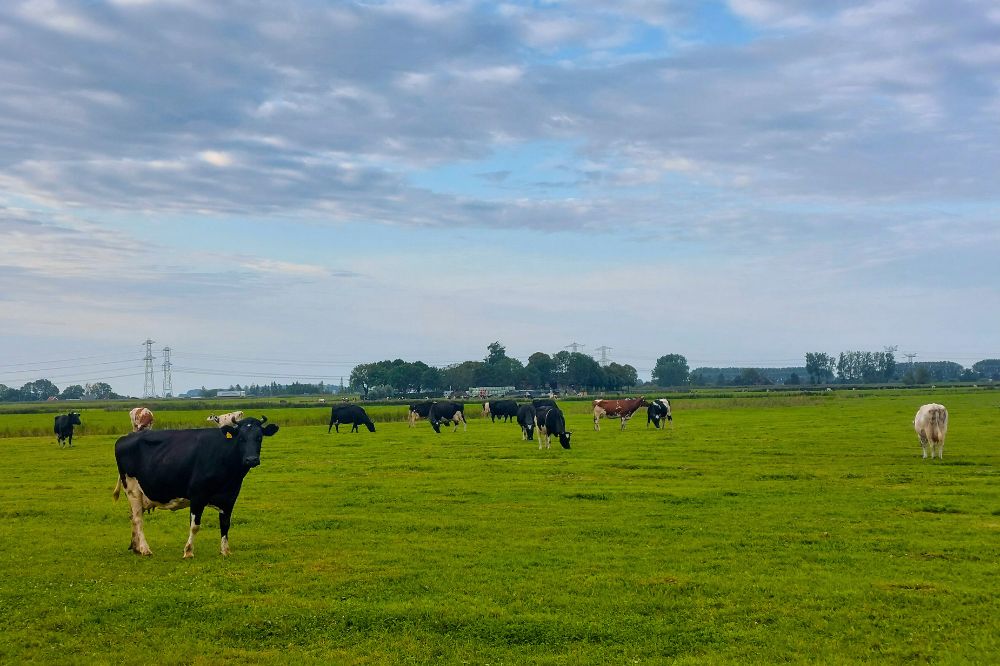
[1,389,999,663]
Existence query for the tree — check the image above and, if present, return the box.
[485,341,507,365]
[805,353,835,384]
[731,368,771,386]
[526,352,555,388]
[604,363,638,390]
[786,372,801,385]
[85,382,118,400]
[60,384,85,400]
[20,379,60,401]
[652,354,689,387]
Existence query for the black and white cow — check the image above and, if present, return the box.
[54,412,82,448]
[408,401,433,428]
[485,399,519,423]
[531,398,558,410]
[516,403,536,441]
[428,401,467,433]
[534,405,572,449]
[112,416,279,558]
[328,404,376,433]
[646,399,673,429]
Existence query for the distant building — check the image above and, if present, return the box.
[468,386,515,399]
[216,390,246,398]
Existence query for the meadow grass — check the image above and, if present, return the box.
[1,390,998,663]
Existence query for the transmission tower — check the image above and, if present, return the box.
[904,352,917,368]
[161,346,173,398]
[595,345,612,367]
[565,341,585,353]
[142,339,157,398]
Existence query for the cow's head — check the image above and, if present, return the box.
[206,415,220,424]
[221,416,279,468]
[430,417,442,433]
[365,418,376,433]
[69,412,82,426]
[559,431,572,449]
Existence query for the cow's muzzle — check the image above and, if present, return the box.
[243,456,261,468]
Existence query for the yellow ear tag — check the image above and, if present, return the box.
[226,432,233,439]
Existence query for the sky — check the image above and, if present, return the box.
[1,0,998,396]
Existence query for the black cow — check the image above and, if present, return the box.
[516,404,536,441]
[54,412,82,448]
[112,415,279,558]
[647,399,673,429]
[408,401,433,428]
[428,401,467,433]
[328,405,375,433]
[535,406,572,449]
[485,399,519,423]
[532,398,557,410]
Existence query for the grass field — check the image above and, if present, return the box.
[1,389,999,663]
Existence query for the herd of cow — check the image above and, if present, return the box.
[46,398,948,560]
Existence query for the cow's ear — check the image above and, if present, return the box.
[262,423,279,436]
[221,425,238,439]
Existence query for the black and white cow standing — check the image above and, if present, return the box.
[516,403,536,441]
[484,399,519,423]
[646,399,673,429]
[408,401,433,428]
[534,405,572,449]
[428,401,467,433]
[54,412,82,448]
[112,416,279,558]
[328,404,376,433]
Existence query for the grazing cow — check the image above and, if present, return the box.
[206,411,244,427]
[408,401,433,428]
[129,407,154,432]
[516,404,536,441]
[428,401,467,433]
[914,403,949,459]
[534,406,572,449]
[485,399,519,423]
[54,412,82,448]
[593,397,647,431]
[532,398,557,410]
[328,404,376,433]
[112,416,279,558]
[646,399,672,429]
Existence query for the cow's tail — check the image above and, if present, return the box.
[112,476,122,501]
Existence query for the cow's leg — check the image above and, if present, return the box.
[593,407,603,431]
[918,431,929,458]
[620,416,627,431]
[68,431,73,447]
[123,477,152,556]
[183,504,205,559]
[219,511,232,556]
[351,423,358,433]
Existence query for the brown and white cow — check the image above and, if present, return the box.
[593,397,646,431]
[914,403,948,459]
[129,407,154,432]
[207,411,244,428]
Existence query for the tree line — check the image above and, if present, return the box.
[349,342,639,398]
[0,380,120,402]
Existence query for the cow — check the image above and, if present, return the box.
[207,411,244,427]
[516,403,536,441]
[428,401,467,433]
[535,405,571,449]
[914,403,948,459]
[408,401,433,428]
[54,412,82,448]
[532,398,557,410]
[328,404,375,433]
[646,399,672,429]
[484,399,519,423]
[129,407,154,432]
[593,397,646,431]
[112,415,279,558]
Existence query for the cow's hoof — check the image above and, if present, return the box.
[183,552,194,559]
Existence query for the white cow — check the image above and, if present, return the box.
[207,411,244,428]
[914,403,948,459]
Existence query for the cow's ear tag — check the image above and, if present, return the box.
[226,432,233,439]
